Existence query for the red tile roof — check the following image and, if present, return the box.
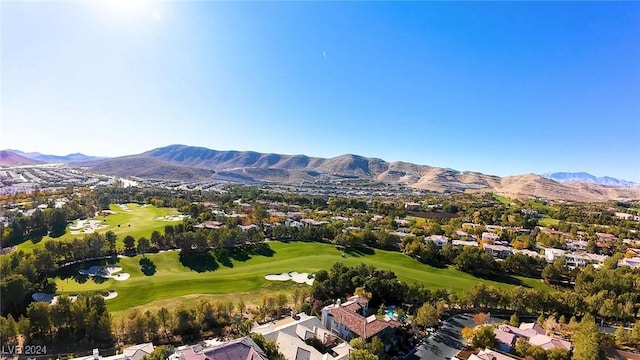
[327,306,397,339]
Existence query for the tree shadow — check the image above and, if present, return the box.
[476,273,526,286]
[420,259,448,269]
[91,276,107,284]
[179,251,219,272]
[252,243,275,257]
[229,248,250,262]
[140,258,157,276]
[344,246,375,257]
[215,250,234,268]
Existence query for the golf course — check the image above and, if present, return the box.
[51,240,552,319]
[17,203,182,253]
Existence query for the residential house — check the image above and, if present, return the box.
[512,249,545,259]
[543,248,566,263]
[481,232,501,244]
[174,336,268,360]
[301,219,328,227]
[485,225,504,233]
[483,244,512,259]
[596,232,617,242]
[564,252,608,268]
[252,312,352,360]
[494,323,571,352]
[565,240,588,252]
[194,221,224,229]
[452,239,479,247]
[404,202,422,211]
[285,219,304,229]
[469,348,520,360]
[425,235,449,248]
[70,344,154,360]
[618,257,640,269]
[239,224,260,232]
[394,218,411,227]
[321,296,400,342]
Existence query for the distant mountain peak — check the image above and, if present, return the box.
[542,172,636,187]
[2,149,105,163]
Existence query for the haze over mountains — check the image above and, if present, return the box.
[6,150,104,164]
[2,145,639,202]
[542,172,637,187]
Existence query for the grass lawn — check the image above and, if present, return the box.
[51,241,552,318]
[16,204,181,253]
[405,216,426,224]
[494,195,516,205]
[538,218,561,227]
[525,200,556,212]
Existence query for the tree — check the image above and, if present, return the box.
[349,349,377,360]
[368,336,384,358]
[472,325,496,349]
[105,231,117,254]
[572,313,600,360]
[454,246,497,275]
[547,348,570,360]
[462,325,496,349]
[27,302,53,340]
[157,307,172,341]
[47,208,67,237]
[514,337,530,357]
[250,333,285,360]
[123,235,136,252]
[1,274,31,316]
[137,237,150,257]
[509,313,520,327]
[145,346,174,360]
[275,293,288,316]
[614,326,630,347]
[473,312,489,326]
[150,230,163,248]
[632,320,640,346]
[0,315,18,344]
[415,303,439,328]
[350,337,366,350]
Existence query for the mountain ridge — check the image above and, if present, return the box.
[81,145,640,202]
[6,149,105,163]
[542,172,636,187]
[4,146,638,202]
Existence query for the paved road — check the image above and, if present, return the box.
[408,313,502,360]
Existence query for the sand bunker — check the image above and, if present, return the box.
[33,291,117,304]
[265,271,314,285]
[113,273,130,281]
[78,265,130,281]
[69,219,108,235]
[118,204,131,212]
[102,290,118,300]
[155,215,188,221]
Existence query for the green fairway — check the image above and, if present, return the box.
[538,217,561,227]
[51,241,552,315]
[17,204,181,253]
[494,195,515,205]
[525,200,556,212]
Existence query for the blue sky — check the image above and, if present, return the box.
[2,1,639,181]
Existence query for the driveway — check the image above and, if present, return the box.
[407,313,501,360]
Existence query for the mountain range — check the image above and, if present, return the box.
[542,172,636,187]
[5,150,104,164]
[2,145,638,202]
